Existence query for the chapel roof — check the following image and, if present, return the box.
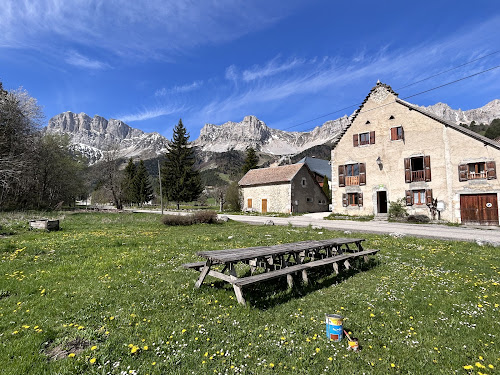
[239,163,305,186]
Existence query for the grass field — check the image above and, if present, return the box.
[0,212,499,374]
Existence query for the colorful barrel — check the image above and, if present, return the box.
[325,314,343,342]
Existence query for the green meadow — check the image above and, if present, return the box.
[0,212,498,374]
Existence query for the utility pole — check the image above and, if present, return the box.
[158,160,163,215]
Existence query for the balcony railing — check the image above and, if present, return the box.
[411,170,425,182]
[345,176,360,186]
[467,171,486,180]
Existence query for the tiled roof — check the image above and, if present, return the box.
[239,163,305,186]
[296,157,331,180]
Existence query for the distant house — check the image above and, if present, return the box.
[296,157,331,187]
[239,163,329,213]
[331,81,500,225]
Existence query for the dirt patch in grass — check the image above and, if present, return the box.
[45,337,91,361]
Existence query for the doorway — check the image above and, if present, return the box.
[460,193,498,225]
[377,191,387,214]
[262,199,268,213]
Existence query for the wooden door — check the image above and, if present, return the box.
[261,199,268,213]
[247,199,252,209]
[460,194,498,225]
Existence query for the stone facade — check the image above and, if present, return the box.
[240,164,329,214]
[331,82,500,225]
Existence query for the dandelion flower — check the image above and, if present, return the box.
[143,346,148,350]
[91,346,97,351]
[475,362,486,369]
[68,353,76,358]
[269,363,275,368]
[391,363,395,368]
[89,358,96,364]
[463,365,473,370]
[152,362,156,365]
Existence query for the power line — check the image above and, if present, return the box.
[283,50,500,132]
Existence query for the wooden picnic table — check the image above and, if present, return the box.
[183,238,378,305]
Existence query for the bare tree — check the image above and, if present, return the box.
[98,145,124,209]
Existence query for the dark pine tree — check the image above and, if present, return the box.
[242,147,259,174]
[134,159,153,206]
[162,119,203,209]
[122,158,137,205]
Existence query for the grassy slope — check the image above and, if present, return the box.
[0,213,498,374]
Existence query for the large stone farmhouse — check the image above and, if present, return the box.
[331,81,500,225]
[239,163,329,213]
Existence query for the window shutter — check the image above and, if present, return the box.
[390,127,397,141]
[359,163,366,185]
[458,164,468,182]
[358,193,363,207]
[486,161,497,180]
[425,189,433,205]
[342,193,347,207]
[405,190,413,206]
[404,158,411,183]
[338,165,345,187]
[401,127,405,142]
[424,155,431,181]
[353,134,359,147]
[370,131,375,144]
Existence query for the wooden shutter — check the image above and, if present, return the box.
[404,158,411,183]
[424,155,431,182]
[338,165,345,187]
[390,127,397,141]
[370,131,375,144]
[405,190,413,206]
[401,127,405,142]
[359,163,366,185]
[342,193,347,207]
[353,134,359,147]
[358,193,363,207]
[486,161,497,180]
[425,189,433,205]
[458,164,468,182]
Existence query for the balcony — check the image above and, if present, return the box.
[467,171,486,180]
[345,176,360,186]
[411,170,425,182]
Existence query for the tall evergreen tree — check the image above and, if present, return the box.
[242,147,259,174]
[162,119,203,209]
[134,160,153,206]
[122,158,137,205]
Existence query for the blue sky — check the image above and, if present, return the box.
[1,1,499,139]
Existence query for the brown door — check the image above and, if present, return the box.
[248,199,252,209]
[460,194,498,225]
[262,199,268,213]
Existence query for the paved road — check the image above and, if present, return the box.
[131,209,499,245]
[222,214,500,245]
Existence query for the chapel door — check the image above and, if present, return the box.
[262,199,268,213]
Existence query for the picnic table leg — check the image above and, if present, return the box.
[194,260,212,288]
[343,259,351,270]
[333,262,339,275]
[229,266,246,305]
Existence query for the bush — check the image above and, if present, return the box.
[161,210,218,226]
[388,198,408,219]
[407,214,430,223]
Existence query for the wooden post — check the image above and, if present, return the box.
[229,267,246,305]
[194,260,212,288]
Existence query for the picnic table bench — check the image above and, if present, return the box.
[183,238,379,305]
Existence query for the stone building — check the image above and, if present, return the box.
[296,157,331,187]
[239,163,329,213]
[331,81,500,225]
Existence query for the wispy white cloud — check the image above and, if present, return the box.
[155,81,203,96]
[65,51,110,70]
[225,65,238,83]
[0,0,305,59]
[117,105,185,123]
[242,57,304,81]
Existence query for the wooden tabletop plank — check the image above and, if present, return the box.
[197,238,365,263]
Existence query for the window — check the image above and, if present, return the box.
[405,189,432,206]
[404,156,431,182]
[301,177,307,187]
[391,126,404,141]
[306,197,313,203]
[353,131,375,146]
[338,163,366,186]
[459,161,496,181]
[342,193,363,207]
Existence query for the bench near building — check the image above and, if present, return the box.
[239,163,329,214]
[331,81,500,225]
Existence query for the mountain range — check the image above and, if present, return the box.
[45,99,500,167]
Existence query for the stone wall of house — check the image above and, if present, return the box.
[241,183,292,213]
[331,86,500,223]
[291,166,329,213]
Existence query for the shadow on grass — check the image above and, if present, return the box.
[207,258,381,309]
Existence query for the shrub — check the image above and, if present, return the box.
[407,214,430,223]
[388,198,408,219]
[161,210,218,226]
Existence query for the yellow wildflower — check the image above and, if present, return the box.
[68,353,75,358]
[89,358,96,364]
